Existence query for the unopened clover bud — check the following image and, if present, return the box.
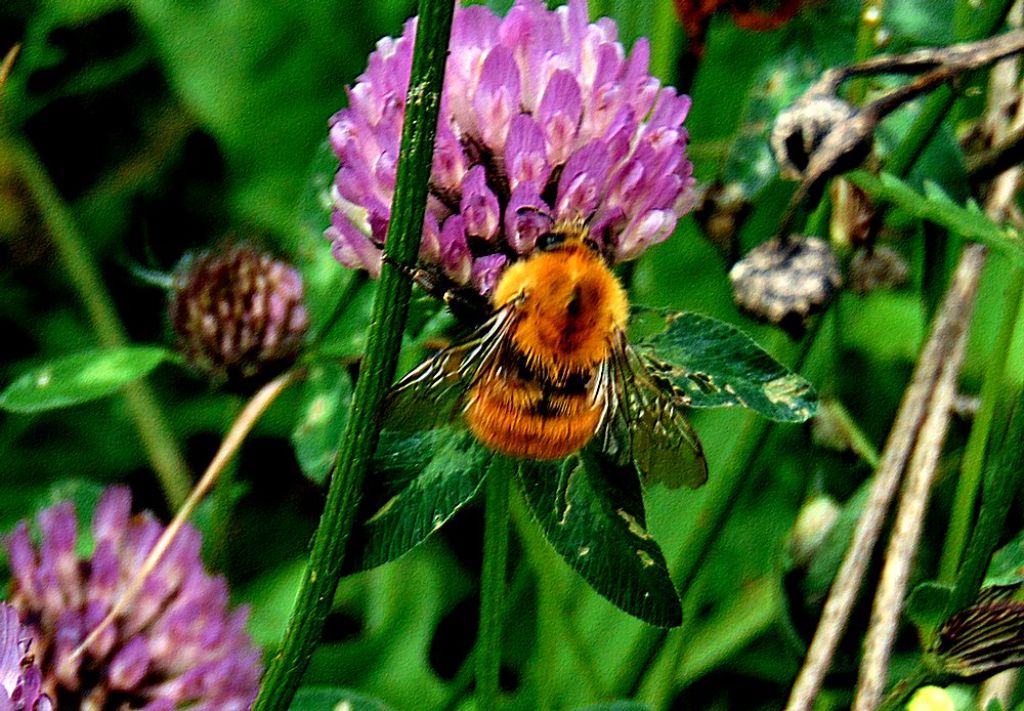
[694,181,750,258]
[729,235,842,335]
[786,494,840,567]
[906,686,956,711]
[170,244,309,382]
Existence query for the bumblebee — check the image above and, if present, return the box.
[384,217,708,489]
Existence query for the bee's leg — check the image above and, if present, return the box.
[382,254,492,323]
[381,254,447,296]
[442,286,491,324]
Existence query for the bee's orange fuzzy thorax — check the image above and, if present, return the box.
[491,243,628,379]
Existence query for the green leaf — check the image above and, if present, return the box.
[0,346,173,413]
[988,528,1024,585]
[637,311,817,422]
[292,362,353,485]
[343,427,492,572]
[291,687,392,711]
[847,171,1024,268]
[517,453,681,627]
[573,703,653,711]
[906,581,953,638]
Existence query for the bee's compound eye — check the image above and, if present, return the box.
[537,232,565,251]
[582,237,600,253]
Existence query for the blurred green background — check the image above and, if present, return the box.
[2,0,1024,709]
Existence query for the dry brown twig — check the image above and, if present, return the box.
[71,368,303,660]
[787,27,1024,710]
[852,245,984,710]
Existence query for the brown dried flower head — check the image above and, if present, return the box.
[170,244,309,382]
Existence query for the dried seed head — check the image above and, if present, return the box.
[771,93,860,180]
[848,244,909,294]
[729,235,841,333]
[170,244,309,382]
[694,181,750,258]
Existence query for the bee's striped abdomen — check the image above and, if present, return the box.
[466,352,602,460]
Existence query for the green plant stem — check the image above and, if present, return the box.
[251,1,454,707]
[943,389,1024,621]
[649,0,681,86]
[6,135,191,509]
[477,456,513,709]
[849,0,884,105]
[876,663,936,711]
[939,266,1024,583]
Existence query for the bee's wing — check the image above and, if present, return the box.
[380,305,516,431]
[598,332,708,489]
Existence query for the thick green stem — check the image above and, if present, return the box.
[939,267,1024,582]
[649,0,681,86]
[6,136,192,508]
[477,456,513,708]
[251,2,454,708]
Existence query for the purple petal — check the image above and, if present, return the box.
[505,114,550,190]
[473,46,522,151]
[538,69,582,166]
[556,141,611,217]
[460,165,501,241]
[471,254,508,296]
[505,186,553,254]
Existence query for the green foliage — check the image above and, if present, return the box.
[519,453,681,627]
[343,428,491,572]
[291,362,353,485]
[291,687,392,711]
[5,0,1024,708]
[848,172,1024,267]
[638,311,818,421]
[0,346,173,413]
[906,581,953,639]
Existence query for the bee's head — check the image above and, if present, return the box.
[537,216,600,254]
